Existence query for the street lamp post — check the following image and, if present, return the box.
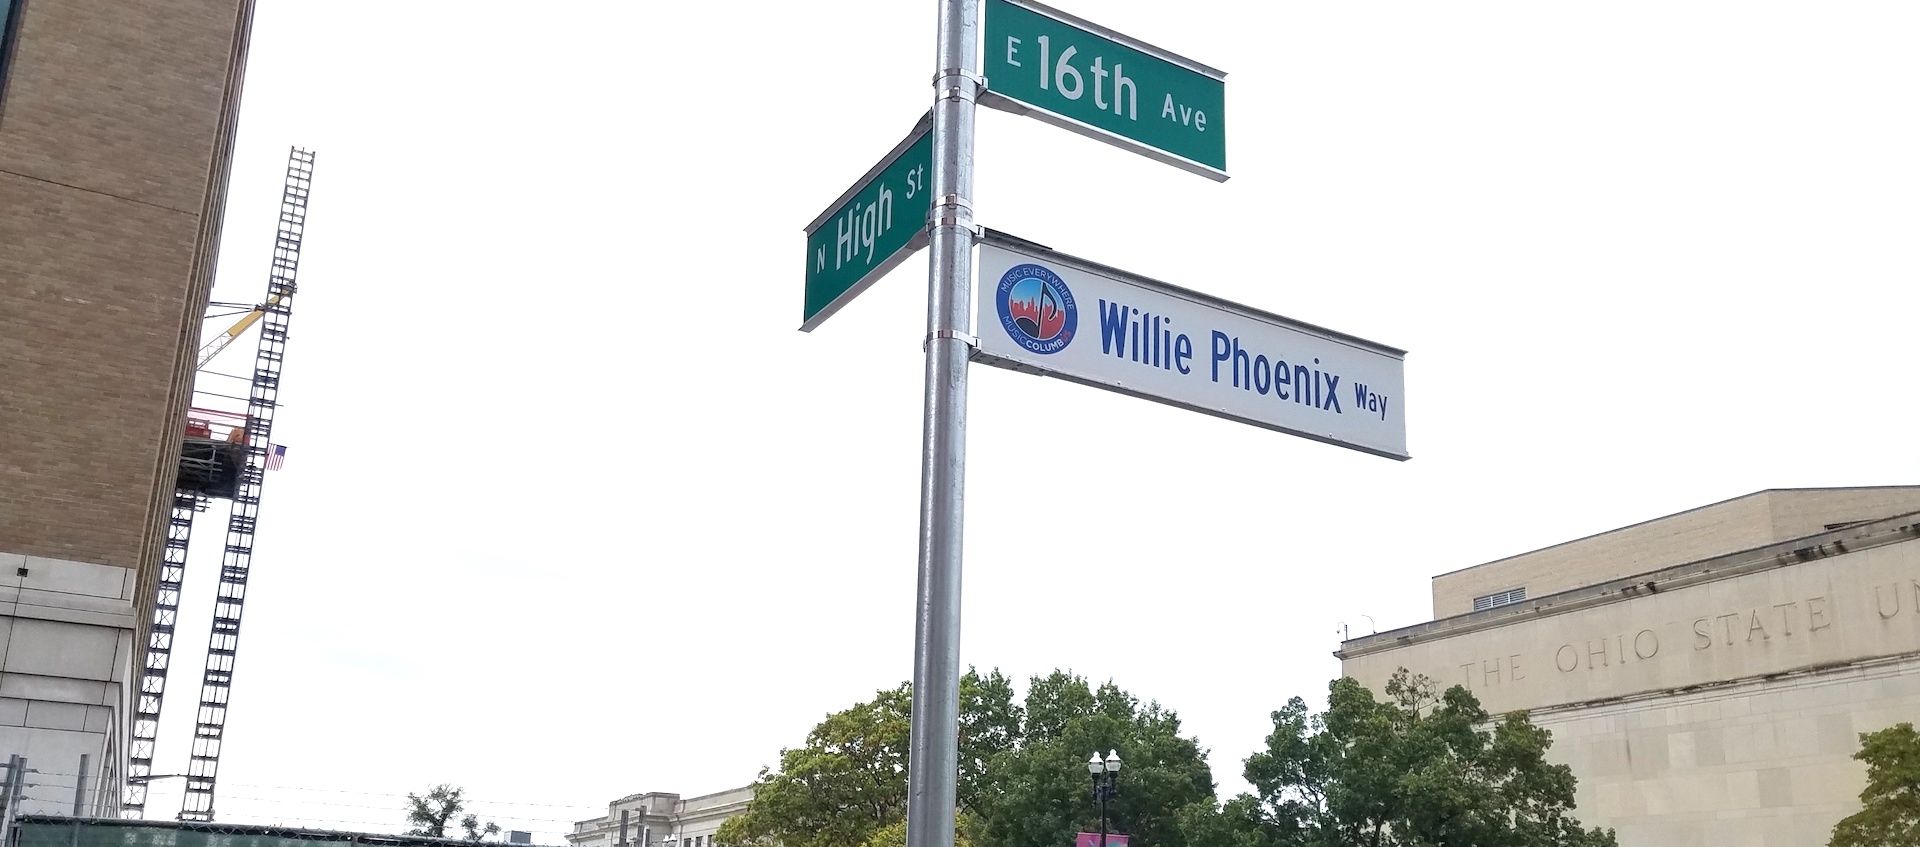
[1087,750,1121,847]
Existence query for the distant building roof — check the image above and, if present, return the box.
[1428,486,1920,619]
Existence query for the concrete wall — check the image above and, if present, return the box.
[1342,515,1920,845]
[1430,487,1920,618]
[0,552,139,813]
[0,0,252,811]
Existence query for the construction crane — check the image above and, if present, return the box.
[125,147,315,821]
[195,291,289,370]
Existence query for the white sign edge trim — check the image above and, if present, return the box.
[994,0,1228,81]
[971,347,1412,461]
[979,229,1407,359]
[978,91,1228,182]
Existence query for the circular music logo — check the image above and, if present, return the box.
[994,263,1077,355]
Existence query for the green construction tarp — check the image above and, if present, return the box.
[16,819,553,847]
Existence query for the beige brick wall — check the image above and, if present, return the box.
[0,0,242,213]
[0,0,246,577]
[1431,488,1920,618]
[0,174,199,567]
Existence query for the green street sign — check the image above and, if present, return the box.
[982,0,1226,180]
[802,112,934,331]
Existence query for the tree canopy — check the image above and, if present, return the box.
[967,671,1216,847]
[405,784,500,842]
[718,668,1607,847]
[1200,670,1614,847]
[1829,721,1920,847]
[713,682,912,847]
[715,669,1216,847]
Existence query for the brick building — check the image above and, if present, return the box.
[1340,486,1920,846]
[0,0,255,815]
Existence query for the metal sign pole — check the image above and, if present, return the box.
[906,1,980,846]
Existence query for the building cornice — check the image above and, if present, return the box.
[1338,510,1920,660]
[1425,486,1920,581]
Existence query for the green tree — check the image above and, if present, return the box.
[968,672,1217,847]
[1830,722,1920,847]
[460,815,503,842]
[959,668,1023,811]
[716,670,1016,847]
[717,683,913,847]
[1178,795,1287,847]
[406,784,500,841]
[715,669,1216,847]
[855,814,980,847]
[1208,670,1614,847]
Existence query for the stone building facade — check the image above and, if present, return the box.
[0,0,254,814]
[568,788,753,847]
[1339,486,1920,846]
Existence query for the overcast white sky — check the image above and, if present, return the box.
[144,0,1920,839]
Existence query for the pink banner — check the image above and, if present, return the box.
[1073,834,1129,847]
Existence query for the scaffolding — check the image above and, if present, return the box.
[123,147,315,821]
[178,147,314,822]
[123,492,201,816]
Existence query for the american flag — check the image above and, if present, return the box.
[264,443,288,471]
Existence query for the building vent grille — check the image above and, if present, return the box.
[1473,587,1526,611]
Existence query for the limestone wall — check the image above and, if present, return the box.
[1352,530,1920,715]
[1534,657,1920,846]
[1343,523,1920,845]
